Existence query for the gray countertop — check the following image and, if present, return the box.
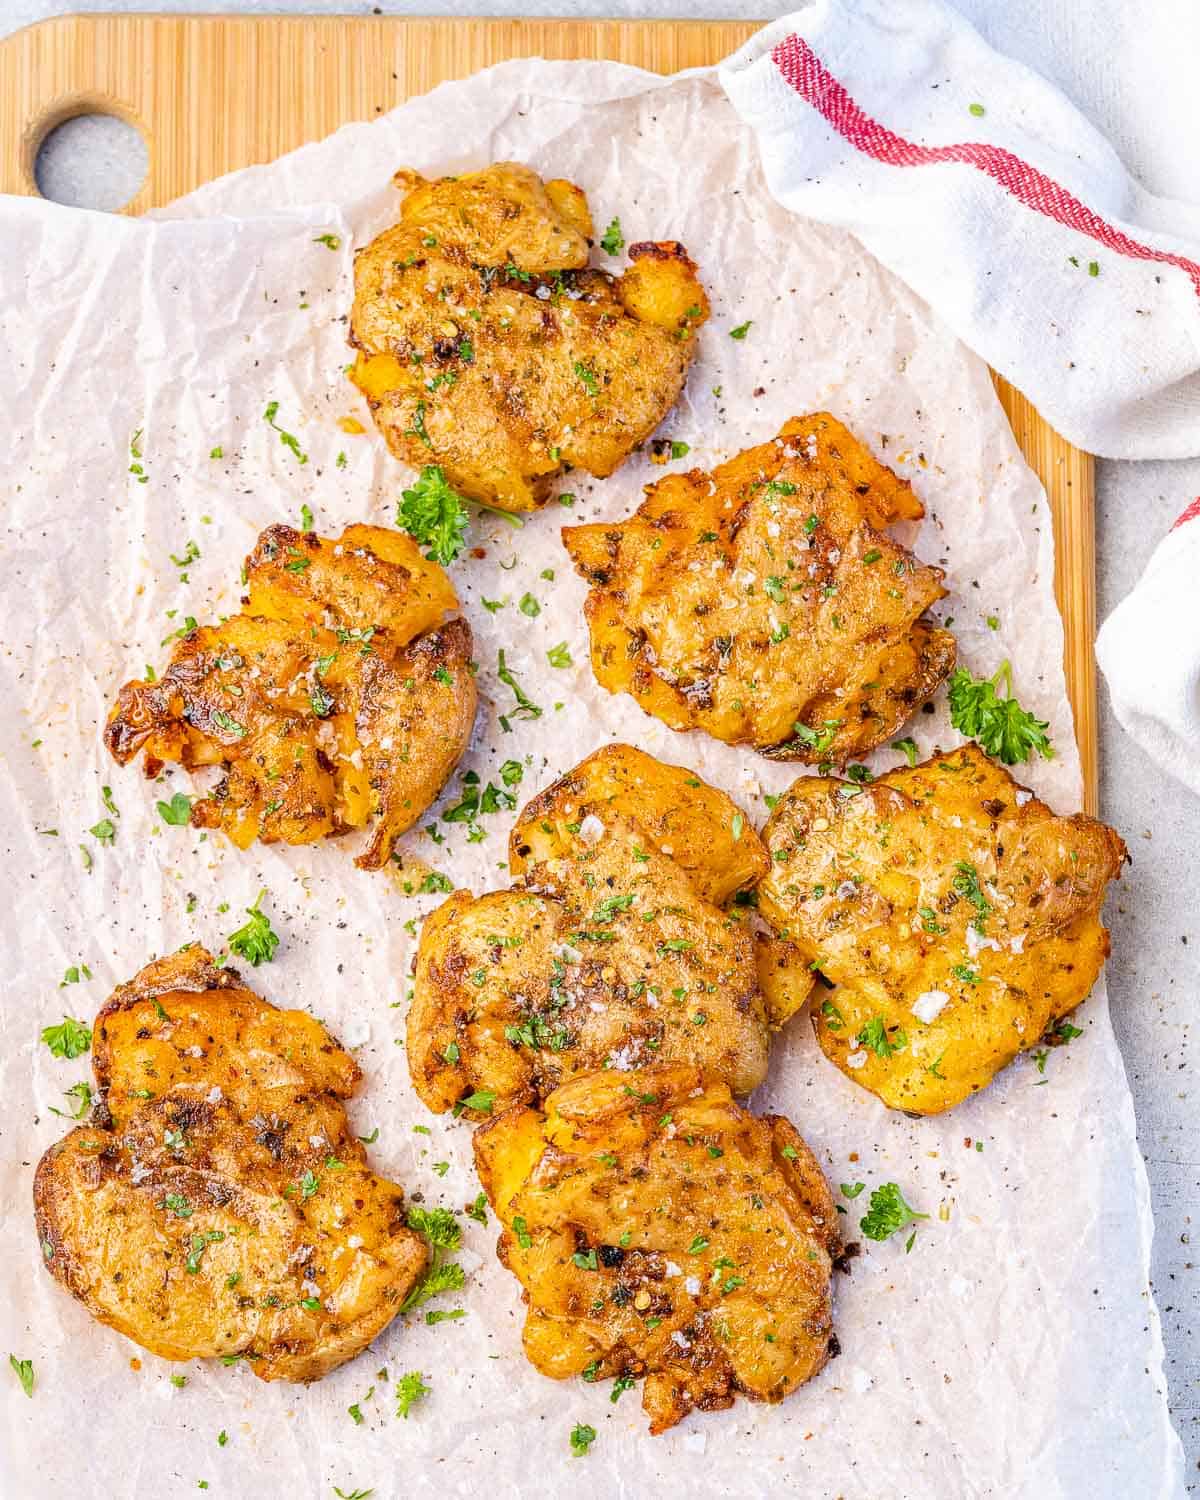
[7,0,1199,1483]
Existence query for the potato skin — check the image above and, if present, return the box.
[758,745,1128,1113]
[349,163,708,513]
[563,413,955,762]
[34,948,426,1382]
[473,1066,839,1434]
[408,748,771,1117]
[105,523,476,869]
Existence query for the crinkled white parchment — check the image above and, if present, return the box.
[0,60,1184,1500]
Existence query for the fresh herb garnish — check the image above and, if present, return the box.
[49,1081,94,1119]
[496,650,542,725]
[947,660,1053,764]
[860,1182,929,1244]
[570,1422,597,1456]
[226,888,279,966]
[263,401,308,465]
[395,1371,430,1419]
[41,1017,92,1060]
[599,218,624,255]
[397,466,469,565]
[857,1016,907,1058]
[9,1355,33,1398]
[401,1207,466,1314]
[892,737,918,767]
[157,792,193,826]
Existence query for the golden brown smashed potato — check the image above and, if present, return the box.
[508,742,767,905]
[757,745,1127,1113]
[105,523,476,870]
[563,413,955,762]
[474,1066,840,1434]
[407,745,770,1117]
[34,948,427,1380]
[349,162,709,513]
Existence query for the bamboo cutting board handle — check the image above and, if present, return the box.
[0,13,1097,810]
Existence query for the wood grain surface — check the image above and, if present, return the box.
[0,13,1097,809]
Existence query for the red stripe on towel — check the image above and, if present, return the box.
[771,33,1200,296]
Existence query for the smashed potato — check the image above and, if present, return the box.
[563,413,955,762]
[407,745,770,1116]
[105,523,476,869]
[34,948,427,1380]
[349,162,709,513]
[508,742,767,905]
[474,1066,840,1434]
[757,745,1127,1113]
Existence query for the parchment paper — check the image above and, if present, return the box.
[0,61,1184,1500]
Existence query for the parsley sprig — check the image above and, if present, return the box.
[226,889,280,967]
[860,1182,930,1246]
[397,466,470,566]
[948,660,1053,765]
[401,1207,467,1314]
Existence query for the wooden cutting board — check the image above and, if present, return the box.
[0,13,1097,809]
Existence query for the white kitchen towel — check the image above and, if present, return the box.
[1096,499,1200,796]
[719,0,1200,464]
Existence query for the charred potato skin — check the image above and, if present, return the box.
[104,524,476,869]
[758,744,1128,1113]
[34,948,427,1381]
[348,163,709,513]
[563,413,955,762]
[407,749,772,1118]
[474,1066,839,1434]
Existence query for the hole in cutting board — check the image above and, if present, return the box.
[34,113,148,211]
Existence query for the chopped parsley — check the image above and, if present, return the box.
[857,1016,907,1058]
[892,737,919,767]
[395,1371,430,1419]
[952,860,992,930]
[49,1081,94,1120]
[406,400,433,449]
[157,792,193,826]
[496,650,542,725]
[729,320,752,340]
[599,217,625,255]
[570,1422,597,1457]
[41,1017,92,1060]
[9,1355,33,1398]
[313,232,342,249]
[263,401,308,465]
[574,361,601,397]
[211,710,247,740]
[453,1089,495,1116]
